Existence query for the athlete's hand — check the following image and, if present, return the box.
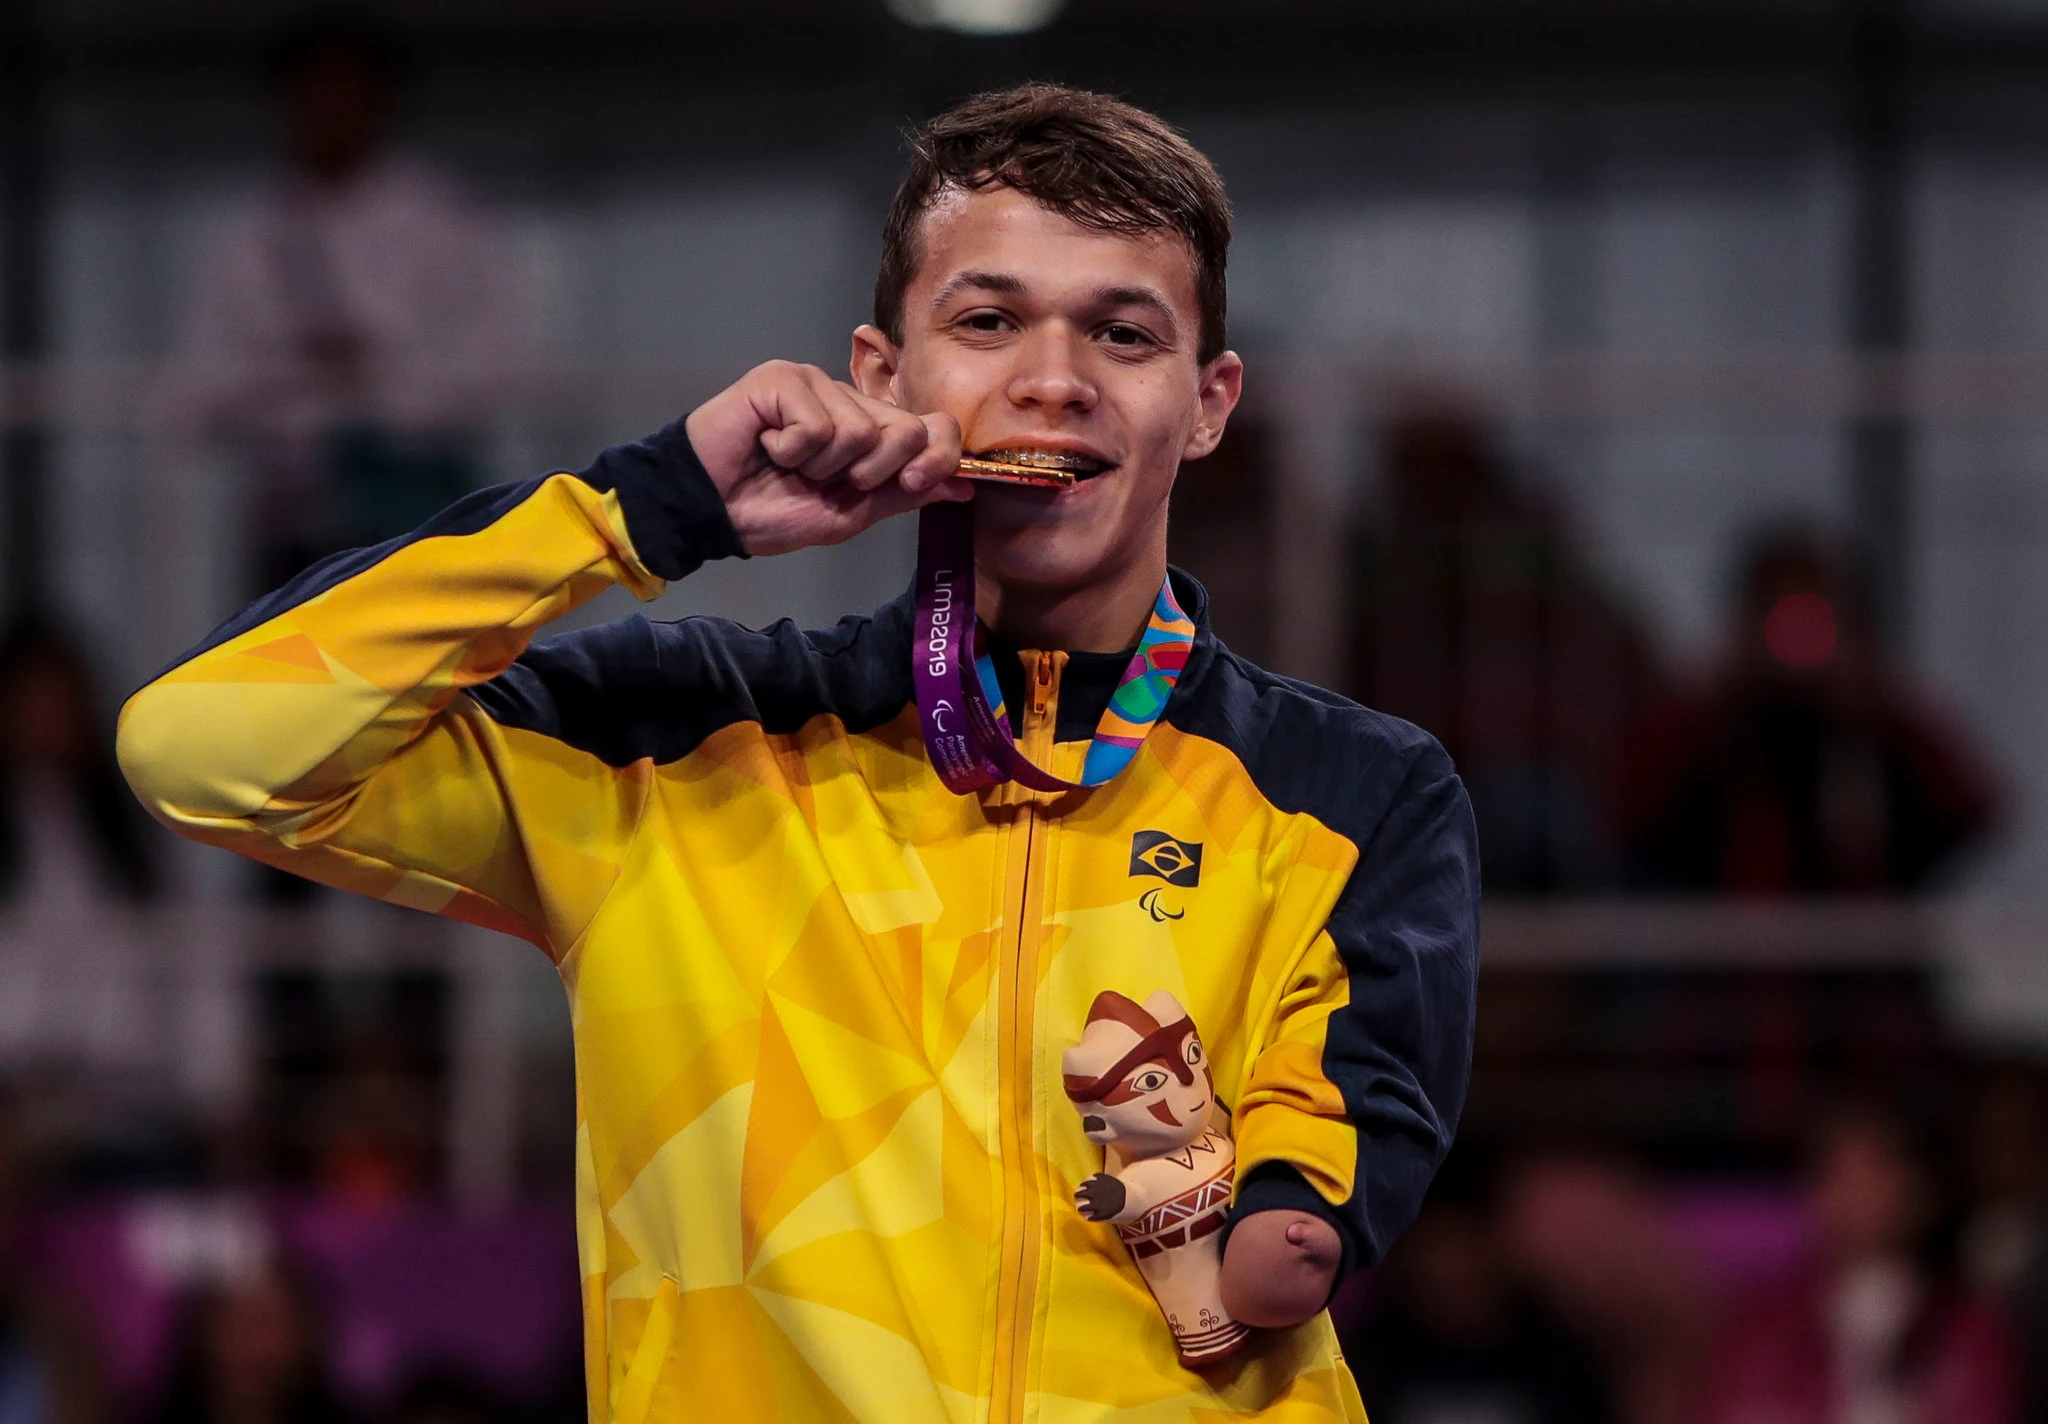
[1218,1210,1342,1328]
[684,360,971,556]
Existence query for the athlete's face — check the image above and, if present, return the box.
[852,187,1241,598]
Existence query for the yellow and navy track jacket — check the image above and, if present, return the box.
[119,421,1480,1423]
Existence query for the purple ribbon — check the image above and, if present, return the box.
[913,501,1086,796]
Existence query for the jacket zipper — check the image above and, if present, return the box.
[990,649,1061,1423]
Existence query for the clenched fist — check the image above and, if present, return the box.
[684,360,972,556]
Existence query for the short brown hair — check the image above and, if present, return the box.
[875,84,1233,364]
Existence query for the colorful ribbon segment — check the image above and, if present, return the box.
[913,500,1194,795]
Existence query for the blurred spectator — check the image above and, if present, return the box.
[1344,1149,1617,1424]
[1619,528,1997,895]
[254,973,448,1202]
[0,625,161,1078]
[1696,1099,2014,1424]
[0,1089,102,1424]
[0,625,156,911]
[0,1095,42,1424]
[1959,1069,2048,1422]
[1346,401,1663,894]
[1499,1151,1711,1424]
[2024,1245,2048,1424]
[178,10,532,590]
[1960,1067,2047,1299]
[150,1261,348,1424]
[309,1042,438,1207]
[378,1377,506,1424]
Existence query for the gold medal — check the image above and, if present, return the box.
[954,447,1106,489]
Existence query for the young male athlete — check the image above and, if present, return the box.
[120,86,1478,1421]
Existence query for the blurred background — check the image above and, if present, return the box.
[3,0,2048,1419]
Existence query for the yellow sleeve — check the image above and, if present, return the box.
[117,423,741,953]
[1233,928,1358,1206]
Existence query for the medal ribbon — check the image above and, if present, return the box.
[913,501,1194,796]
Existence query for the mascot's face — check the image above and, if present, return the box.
[1082,1027,1212,1157]
[1062,990,1216,1159]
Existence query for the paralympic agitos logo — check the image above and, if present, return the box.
[1129,830,1202,921]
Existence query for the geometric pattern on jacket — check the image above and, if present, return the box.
[119,421,1481,1423]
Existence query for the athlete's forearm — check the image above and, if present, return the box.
[116,421,740,845]
[1219,1210,1344,1328]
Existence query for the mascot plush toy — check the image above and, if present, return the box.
[1062,990,1250,1367]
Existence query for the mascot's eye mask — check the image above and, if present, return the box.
[1101,1063,1177,1104]
[1062,1016,1198,1104]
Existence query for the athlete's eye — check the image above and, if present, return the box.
[1185,1040,1203,1066]
[1132,1069,1169,1094]
[1102,323,1152,347]
[959,312,1010,334]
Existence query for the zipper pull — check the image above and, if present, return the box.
[1029,652,1055,720]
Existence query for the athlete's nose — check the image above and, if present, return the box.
[1005,326,1097,414]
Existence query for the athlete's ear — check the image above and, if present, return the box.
[1181,350,1244,463]
[850,325,903,406]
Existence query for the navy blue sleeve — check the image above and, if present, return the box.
[605,418,748,580]
[1232,745,1481,1282]
[1168,631,1481,1290]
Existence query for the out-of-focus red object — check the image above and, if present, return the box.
[1618,528,1999,895]
[1694,1102,2020,1424]
[1694,1270,2014,1424]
